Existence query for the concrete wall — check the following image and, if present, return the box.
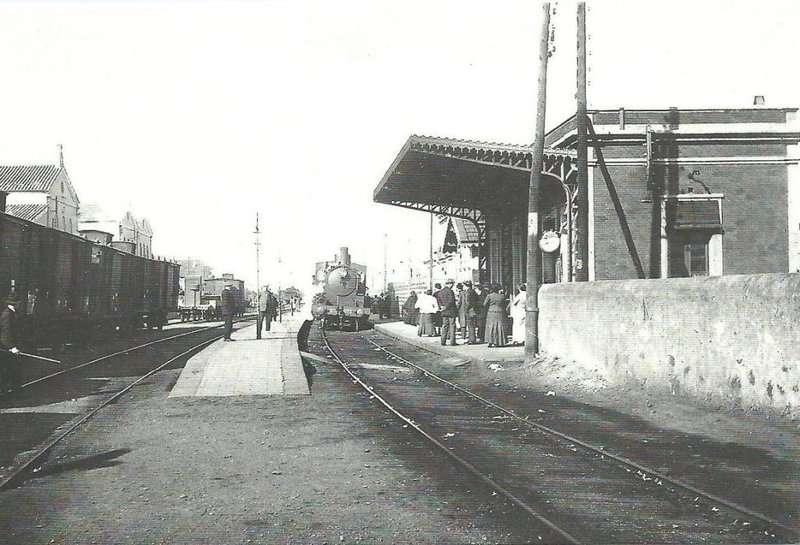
[539,273,800,415]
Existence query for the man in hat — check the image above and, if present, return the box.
[436,279,458,346]
[459,280,479,344]
[0,289,21,392]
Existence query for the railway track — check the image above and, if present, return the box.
[321,328,799,544]
[4,316,253,396]
[0,319,252,491]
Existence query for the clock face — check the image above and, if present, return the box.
[539,230,560,253]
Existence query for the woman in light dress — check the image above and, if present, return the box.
[414,289,439,337]
[509,283,526,346]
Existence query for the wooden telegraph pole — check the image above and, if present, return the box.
[525,2,551,358]
[574,2,589,281]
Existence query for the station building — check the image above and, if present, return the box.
[79,204,154,258]
[0,147,80,235]
[374,108,800,289]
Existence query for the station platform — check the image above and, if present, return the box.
[374,320,525,365]
[170,315,310,397]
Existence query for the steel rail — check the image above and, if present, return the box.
[0,335,221,491]
[321,328,581,545]
[363,335,799,541]
[10,317,253,393]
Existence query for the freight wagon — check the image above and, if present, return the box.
[0,211,179,348]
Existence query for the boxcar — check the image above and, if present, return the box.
[0,211,180,348]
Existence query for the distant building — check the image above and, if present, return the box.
[202,273,245,307]
[0,146,80,234]
[175,259,214,308]
[387,218,480,311]
[79,203,153,258]
[175,259,213,279]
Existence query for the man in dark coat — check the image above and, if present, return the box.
[220,285,236,341]
[475,283,488,343]
[459,280,479,344]
[436,279,458,346]
[256,287,269,339]
[267,292,278,323]
[0,290,21,391]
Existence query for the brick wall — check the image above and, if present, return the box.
[592,148,789,279]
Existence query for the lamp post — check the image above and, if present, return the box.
[278,253,282,323]
[254,213,262,339]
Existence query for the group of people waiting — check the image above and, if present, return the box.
[401,279,526,348]
[370,292,393,319]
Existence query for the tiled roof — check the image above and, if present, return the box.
[452,218,480,244]
[0,165,61,193]
[6,203,47,222]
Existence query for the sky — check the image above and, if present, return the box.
[0,0,798,292]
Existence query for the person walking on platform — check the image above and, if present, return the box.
[509,283,526,346]
[459,280,479,344]
[414,289,438,336]
[266,291,278,325]
[220,284,236,341]
[436,279,458,346]
[256,287,269,339]
[0,289,21,392]
[485,284,510,347]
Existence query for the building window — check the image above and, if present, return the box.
[669,232,711,277]
[663,194,724,278]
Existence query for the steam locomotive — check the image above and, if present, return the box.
[313,247,370,331]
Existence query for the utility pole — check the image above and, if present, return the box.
[278,252,282,323]
[383,233,388,293]
[254,213,261,339]
[429,212,434,291]
[525,2,551,358]
[574,2,589,281]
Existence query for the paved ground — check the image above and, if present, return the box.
[171,319,309,397]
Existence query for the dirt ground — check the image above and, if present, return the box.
[0,329,544,545]
[2,323,798,544]
[495,352,800,466]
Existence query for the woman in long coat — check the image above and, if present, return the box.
[508,283,526,345]
[484,284,509,347]
[402,291,418,325]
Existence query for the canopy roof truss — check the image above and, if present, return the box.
[375,136,579,281]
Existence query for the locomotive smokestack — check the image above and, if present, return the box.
[339,247,351,266]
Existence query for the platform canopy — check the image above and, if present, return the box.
[373,135,576,222]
